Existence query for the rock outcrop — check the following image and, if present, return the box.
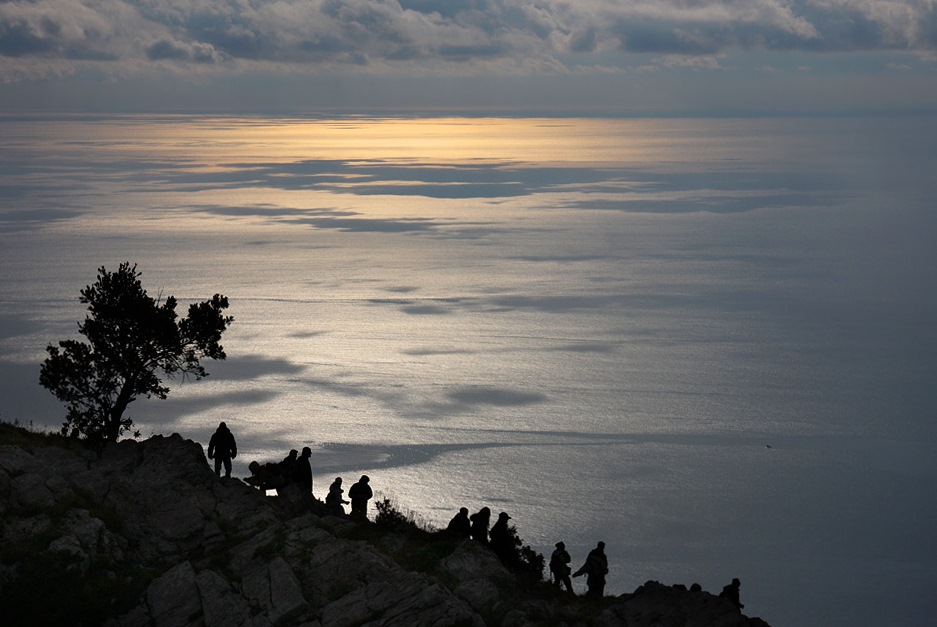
[0,425,772,626]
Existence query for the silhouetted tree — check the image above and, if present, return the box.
[40,263,233,441]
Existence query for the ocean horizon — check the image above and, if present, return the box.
[1,113,935,626]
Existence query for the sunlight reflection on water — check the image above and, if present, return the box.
[1,115,936,626]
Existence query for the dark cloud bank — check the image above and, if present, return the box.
[2,0,936,77]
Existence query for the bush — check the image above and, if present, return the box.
[501,524,545,582]
[374,497,416,531]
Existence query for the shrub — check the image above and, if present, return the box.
[501,523,545,582]
[374,497,414,531]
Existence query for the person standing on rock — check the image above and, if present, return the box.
[469,506,491,545]
[279,449,298,482]
[719,577,744,610]
[550,541,574,593]
[488,512,514,563]
[296,447,313,496]
[446,507,472,538]
[207,421,237,478]
[573,541,608,598]
[348,475,373,520]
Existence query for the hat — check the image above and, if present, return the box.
[499,512,511,519]
[555,541,565,549]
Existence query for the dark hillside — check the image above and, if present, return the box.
[0,423,772,627]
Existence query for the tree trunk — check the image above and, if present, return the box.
[106,382,135,441]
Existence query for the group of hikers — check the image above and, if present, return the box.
[443,505,609,597]
[207,422,745,605]
[324,474,373,519]
[208,422,375,519]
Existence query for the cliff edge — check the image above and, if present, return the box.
[0,424,772,627]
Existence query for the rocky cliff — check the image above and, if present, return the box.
[0,424,772,627]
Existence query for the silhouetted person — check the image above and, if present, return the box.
[348,475,373,520]
[279,449,298,482]
[469,507,491,545]
[246,461,275,489]
[550,541,573,593]
[296,446,313,495]
[326,477,348,515]
[446,507,471,538]
[489,511,514,562]
[719,577,744,610]
[207,421,237,478]
[573,541,608,598]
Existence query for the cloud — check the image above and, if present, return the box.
[2,0,936,81]
[145,38,224,63]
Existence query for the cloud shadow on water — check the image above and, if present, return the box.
[548,342,618,354]
[136,388,281,426]
[192,205,456,234]
[203,354,306,381]
[312,441,522,474]
[0,208,86,233]
[0,361,64,426]
[402,347,477,356]
[0,313,43,340]
[309,428,778,476]
[176,159,580,199]
[446,386,548,407]
[486,293,627,313]
[400,304,452,315]
[167,159,841,215]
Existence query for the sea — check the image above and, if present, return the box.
[1,113,935,626]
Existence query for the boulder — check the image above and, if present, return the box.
[147,561,203,627]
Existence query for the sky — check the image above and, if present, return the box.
[2,0,937,114]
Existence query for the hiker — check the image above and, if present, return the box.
[550,541,573,593]
[326,477,348,515]
[296,446,313,495]
[207,421,237,478]
[469,506,491,545]
[489,512,514,563]
[573,541,609,598]
[279,449,298,482]
[348,475,373,520]
[719,578,744,610]
[245,460,286,490]
[446,507,471,538]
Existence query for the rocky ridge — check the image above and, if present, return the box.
[0,424,772,626]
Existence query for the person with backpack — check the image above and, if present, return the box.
[348,475,373,520]
[573,541,609,598]
[207,422,237,478]
[550,541,573,593]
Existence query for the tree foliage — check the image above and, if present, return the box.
[40,263,233,441]
[500,523,546,582]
